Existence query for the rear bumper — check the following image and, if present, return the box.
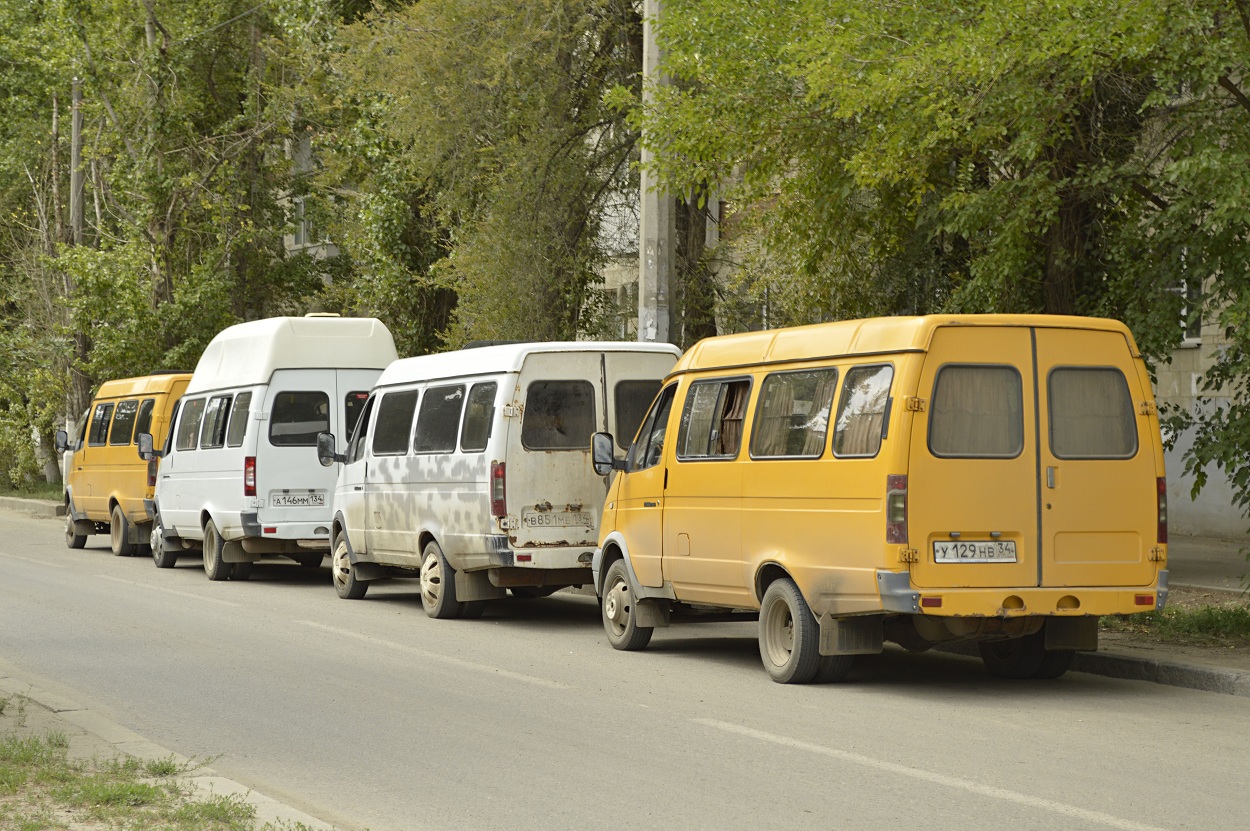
[454,534,595,572]
[240,512,330,547]
[875,569,1169,616]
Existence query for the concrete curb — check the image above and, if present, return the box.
[939,641,1250,697]
[0,496,63,519]
[0,673,337,830]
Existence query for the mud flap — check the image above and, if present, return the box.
[635,598,671,628]
[455,569,507,602]
[819,613,885,656]
[1044,616,1099,651]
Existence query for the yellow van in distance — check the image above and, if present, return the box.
[590,315,1167,683]
[57,371,192,556]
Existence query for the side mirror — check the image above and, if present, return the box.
[591,432,625,476]
[54,430,68,452]
[317,432,345,466]
[136,432,160,461]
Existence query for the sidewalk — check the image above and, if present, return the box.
[3,498,1248,701]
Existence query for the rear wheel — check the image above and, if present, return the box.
[1034,647,1076,679]
[814,654,855,683]
[202,521,230,582]
[295,553,323,568]
[420,541,462,619]
[150,517,178,568]
[601,559,652,651]
[65,513,86,550]
[231,561,253,581]
[758,578,821,684]
[331,533,368,600]
[109,505,136,557]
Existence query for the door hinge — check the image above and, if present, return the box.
[502,404,520,418]
[904,397,927,412]
[899,548,918,563]
[1138,401,1157,416]
[1149,546,1167,563]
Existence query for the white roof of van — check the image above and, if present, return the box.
[186,316,398,393]
[375,341,682,388]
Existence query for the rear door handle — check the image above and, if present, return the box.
[1046,466,1056,489]
[643,501,658,507]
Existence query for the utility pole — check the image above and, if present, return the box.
[66,77,91,434]
[638,0,673,344]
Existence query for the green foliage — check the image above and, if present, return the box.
[1105,603,1250,646]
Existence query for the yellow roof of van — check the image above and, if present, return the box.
[93,372,193,400]
[672,314,1137,373]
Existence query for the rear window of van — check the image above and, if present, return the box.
[269,392,329,446]
[615,380,662,450]
[1048,367,1137,459]
[928,365,1024,459]
[522,381,594,450]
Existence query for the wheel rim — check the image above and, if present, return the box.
[332,540,352,592]
[65,515,75,543]
[603,576,632,637]
[110,510,122,550]
[420,550,443,607]
[150,522,162,560]
[205,525,218,573]
[762,596,796,668]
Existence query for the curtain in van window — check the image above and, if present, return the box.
[833,365,893,457]
[750,369,838,458]
[716,381,750,456]
[929,366,1024,458]
[1048,368,1137,458]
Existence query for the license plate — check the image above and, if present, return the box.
[933,540,1017,563]
[523,511,593,528]
[269,491,326,508]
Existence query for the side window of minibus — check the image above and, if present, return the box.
[200,395,233,450]
[414,384,465,453]
[460,383,497,453]
[676,378,751,460]
[161,401,180,455]
[348,395,377,463]
[626,385,677,472]
[133,399,156,443]
[750,369,838,458]
[175,398,206,452]
[832,365,894,458]
[109,399,140,446]
[225,392,251,448]
[88,403,114,447]
[1048,367,1137,459]
[371,390,419,456]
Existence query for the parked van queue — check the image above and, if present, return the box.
[64,313,1168,685]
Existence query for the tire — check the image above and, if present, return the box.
[295,553,324,568]
[202,520,230,582]
[331,533,368,600]
[459,601,486,619]
[420,541,463,619]
[151,517,178,569]
[979,631,1046,679]
[600,559,652,651]
[110,505,136,557]
[65,513,87,550]
[758,578,821,684]
[1033,647,1076,679]
[509,586,560,599]
[814,654,855,684]
[231,561,253,581]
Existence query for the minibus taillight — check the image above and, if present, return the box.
[490,462,506,518]
[147,459,157,488]
[1157,477,1168,544]
[886,474,908,545]
[244,456,256,497]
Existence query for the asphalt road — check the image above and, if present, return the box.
[1,509,1246,831]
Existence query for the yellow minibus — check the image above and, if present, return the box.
[590,315,1167,683]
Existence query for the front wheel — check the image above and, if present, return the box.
[151,518,178,569]
[203,520,230,582]
[601,560,652,651]
[65,513,86,550]
[109,505,135,557]
[420,541,462,619]
[331,533,368,600]
[758,578,821,684]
